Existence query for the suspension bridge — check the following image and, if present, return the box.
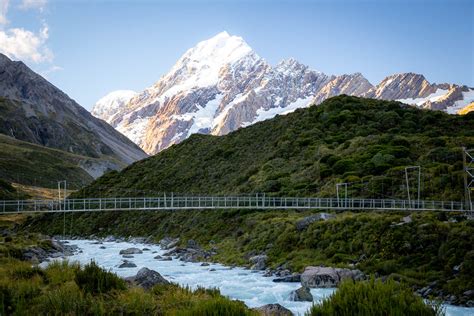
[0,195,472,214]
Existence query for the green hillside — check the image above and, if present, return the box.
[74,95,474,200]
[0,134,96,189]
[26,96,474,304]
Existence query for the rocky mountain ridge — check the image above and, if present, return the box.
[92,32,474,154]
[0,53,147,171]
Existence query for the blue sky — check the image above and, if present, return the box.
[1,0,473,109]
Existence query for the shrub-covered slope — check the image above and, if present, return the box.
[75,95,474,200]
[0,134,98,189]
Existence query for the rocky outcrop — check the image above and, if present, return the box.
[125,267,169,289]
[312,73,373,104]
[162,239,216,262]
[21,238,77,263]
[295,213,335,231]
[159,237,180,250]
[300,266,365,288]
[253,304,293,316]
[289,286,313,302]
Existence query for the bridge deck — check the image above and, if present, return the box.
[0,196,471,214]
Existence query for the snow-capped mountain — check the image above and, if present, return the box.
[92,90,137,124]
[92,32,474,155]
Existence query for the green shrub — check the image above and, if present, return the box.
[74,261,126,294]
[176,296,256,316]
[307,278,444,316]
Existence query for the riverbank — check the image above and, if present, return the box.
[46,238,474,316]
[24,209,474,307]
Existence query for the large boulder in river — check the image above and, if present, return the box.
[249,255,268,270]
[125,267,169,289]
[253,303,293,316]
[290,286,313,302]
[301,266,365,288]
[119,247,143,255]
[119,260,137,268]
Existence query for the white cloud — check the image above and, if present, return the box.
[40,64,63,78]
[0,0,9,25]
[0,23,53,63]
[20,0,47,11]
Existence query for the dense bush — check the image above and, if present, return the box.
[74,261,126,294]
[308,278,444,316]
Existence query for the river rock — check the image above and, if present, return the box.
[118,260,137,268]
[273,273,301,283]
[128,237,147,244]
[103,235,116,242]
[201,262,210,266]
[290,286,313,302]
[125,267,169,289]
[249,255,268,271]
[296,213,335,231]
[119,247,143,255]
[159,237,180,250]
[253,303,293,316]
[301,266,365,288]
[122,255,134,258]
[154,255,163,260]
[187,239,200,249]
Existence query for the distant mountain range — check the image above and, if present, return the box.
[0,53,147,182]
[92,31,474,155]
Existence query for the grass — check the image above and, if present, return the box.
[0,258,256,315]
[307,277,445,316]
[0,134,95,189]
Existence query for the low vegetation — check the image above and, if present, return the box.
[0,226,255,315]
[307,277,444,316]
[0,258,254,315]
[0,133,95,189]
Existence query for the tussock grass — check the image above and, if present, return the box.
[307,277,445,316]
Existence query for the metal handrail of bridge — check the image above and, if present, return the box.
[0,196,470,214]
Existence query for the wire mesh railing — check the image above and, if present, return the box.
[0,195,470,214]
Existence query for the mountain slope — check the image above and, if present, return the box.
[92,32,474,155]
[0,53,147,165]
[76,95,474,201]
[0,134,98,189]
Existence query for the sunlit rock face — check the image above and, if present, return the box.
[92,32,474,154]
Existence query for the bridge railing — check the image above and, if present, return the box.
[0,195,469,214]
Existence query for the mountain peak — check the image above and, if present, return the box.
[183,31,254,66]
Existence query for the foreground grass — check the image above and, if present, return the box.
[308,277,444,316]
[0,258,254,315]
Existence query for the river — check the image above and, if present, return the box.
[45,239,473,316]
